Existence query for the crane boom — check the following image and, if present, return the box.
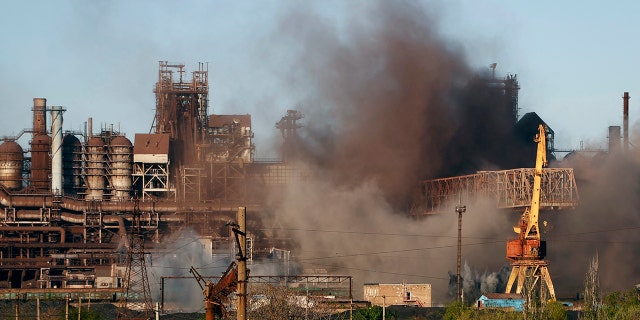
[525,124,547,239]
[190,262,239,320]
[505,124,556,301]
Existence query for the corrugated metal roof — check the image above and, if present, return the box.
[133,133,170,155]
[209,114,251,128]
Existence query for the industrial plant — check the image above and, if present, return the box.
[0,62,287,312]
[0,59,632,318]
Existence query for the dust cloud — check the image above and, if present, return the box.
[261,1,525,303]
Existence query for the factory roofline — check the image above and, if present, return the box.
[209,114,251,128]
[480,293,523,299]
[133,133,170,155]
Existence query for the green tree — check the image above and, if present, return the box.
[353,305,382,320]
[443,300,472,320]
[542,301,567,320]
[600,289,640,320]
[67,307,102,320]
[352,305,400,320]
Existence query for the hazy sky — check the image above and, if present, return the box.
[1,0,637,156]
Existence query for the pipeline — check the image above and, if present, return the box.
[0,186,257,213]
[104,215,127,251]
[0,226,66,243]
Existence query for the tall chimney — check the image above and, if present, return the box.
[88,117,93,138]
[33,98,47,136]
[609,126,621,153]
[51,106,65,195]
[623,92,630,152]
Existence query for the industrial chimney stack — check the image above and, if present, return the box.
[623,92,630,152]
[51,106,65,195]
[33,98,47,136]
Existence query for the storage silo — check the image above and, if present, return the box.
[62,134,82,195]
[0,141,24,190]
[85,136,105,200]
[30,134,51,189]
[108,135,133,200]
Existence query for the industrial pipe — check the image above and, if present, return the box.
[0,186,257,213]
[0,226,65,243]
[51,106,64,195]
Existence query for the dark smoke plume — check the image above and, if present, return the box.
[271,2,529,210]
[257,1,538,303]
[547,148,640,298]
[256,1,640,304]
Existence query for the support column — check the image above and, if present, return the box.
[237,207,247,320]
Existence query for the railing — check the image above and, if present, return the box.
[415,168,579,215]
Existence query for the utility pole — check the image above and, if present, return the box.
[456,201,467,303]
[232,207,248,320]
[382,295,386,320]
[117,200,153,319]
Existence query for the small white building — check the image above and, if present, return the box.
[363,283,431,307]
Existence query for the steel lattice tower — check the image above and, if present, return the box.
[117,201,153,319]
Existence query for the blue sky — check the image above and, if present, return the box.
[1,0,638,156]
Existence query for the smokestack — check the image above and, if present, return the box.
[608,126,621,153]
[51,106,65,195]
[623,92,630,152]
[88,117,93,138]
[33,98,47,136]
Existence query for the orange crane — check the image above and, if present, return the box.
[190,262,239,320]
[505,124,556,301]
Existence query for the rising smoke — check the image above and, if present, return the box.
[149,229,233,312]
[269,2,530,210]
[259,1,527,303]
[149,1,640,307]
[547,147,640,299]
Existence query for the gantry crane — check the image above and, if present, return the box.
[190,262,239,320]
[505,124,556,301]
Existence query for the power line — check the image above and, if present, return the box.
[259,227,501,240]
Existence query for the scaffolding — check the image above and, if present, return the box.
[132,162,174,200]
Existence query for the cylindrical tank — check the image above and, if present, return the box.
[108,135,133,201]
[62,134,82,195]
[85,136,105,200]
[30,134,51,189]
[33,98,47,136]
[0,141,24,190]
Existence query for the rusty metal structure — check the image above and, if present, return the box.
[276,109,303,161]
[190,262,239,320]
[415,168,579,215]
[0,62,300,309]
[117,204,153,319]
[0,61,584,312]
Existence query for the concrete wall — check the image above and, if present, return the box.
[363,283,431,307]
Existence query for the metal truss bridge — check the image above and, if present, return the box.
[413,168,579,216]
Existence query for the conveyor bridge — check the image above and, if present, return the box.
[414,168,578,215]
